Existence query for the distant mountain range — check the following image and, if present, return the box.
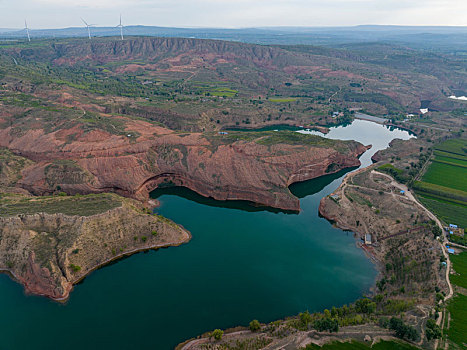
[1,25,467,52]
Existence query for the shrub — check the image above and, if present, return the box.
[432,226,441,238]
[355,298,376,314]
[378,317,389,328]
[389,317,419,341]
[299,311,312,326]
[249,319,261,332]
[69,264,81,273]
[314,318,339,333]
[211,329,223,340]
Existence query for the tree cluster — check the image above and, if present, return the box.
[425,319,442,340]
[389,317,419,341]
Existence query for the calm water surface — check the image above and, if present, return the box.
[0,120,413,349]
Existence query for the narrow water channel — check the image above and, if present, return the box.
[0,120,413,350]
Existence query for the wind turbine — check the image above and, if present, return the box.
[81,18,94,39]
[24,20,31,42]
[117,14,124,40]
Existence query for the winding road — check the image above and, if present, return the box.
[371,170,455,349]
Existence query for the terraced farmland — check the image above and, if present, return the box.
[414,138,467,231]
[435,139,467,155]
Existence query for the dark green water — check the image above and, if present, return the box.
[0,120,413,350]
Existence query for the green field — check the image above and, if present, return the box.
[447,293,467,348]
[268,97,298,102]
[417,195,467,230]
[450,252,467,289]
[206,88,238,97]
[414,139,467,230]
[421,162,467,192]
[413,181,467,203]
[432,155,467,167]
[434,150,467,163]
[435,139,467,156]
[305,340,418,350]
[446,251,467,349]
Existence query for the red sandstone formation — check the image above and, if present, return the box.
[0,119,367,211]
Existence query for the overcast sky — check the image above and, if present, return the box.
[1,0,466,29]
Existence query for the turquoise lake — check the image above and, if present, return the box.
[0,120,413,349]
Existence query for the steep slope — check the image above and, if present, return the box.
[0,119,367,211]
[0,193,190,300]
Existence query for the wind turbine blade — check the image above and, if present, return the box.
[81,17,89,26]
[24,19,31,42]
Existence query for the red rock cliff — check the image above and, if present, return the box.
[0,120,367,211]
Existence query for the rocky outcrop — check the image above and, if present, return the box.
[0,196,190,300]
[371,138,422,163]
[1,122,367,211]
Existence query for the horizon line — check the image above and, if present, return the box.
[2,24,467,31]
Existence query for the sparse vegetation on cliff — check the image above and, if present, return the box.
[0,192,190,300]
[0,193,122,217]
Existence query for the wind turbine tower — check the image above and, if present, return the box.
[24,20,31,42]
[117,14,124,40]
[81,18,94,39]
